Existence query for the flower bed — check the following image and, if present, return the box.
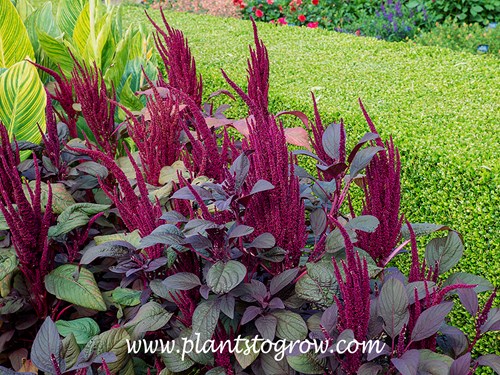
[1,0,500,372]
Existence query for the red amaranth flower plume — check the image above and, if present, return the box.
[0,124,53,317]
[42,93,62,172]
[72,60,117,157]
[146,8,203,107]
[68,146,164,259]
[31,63,79,138]
[119,86,182,186]
[356,113,403,265]
[221,19,306,273]
[330,216,370,373]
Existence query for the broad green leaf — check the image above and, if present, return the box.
[45,264,106,311]
[0,0,34,68]
[37,32,74,77]
[15,0,34,22]
[112,287,141,307]
[160,331,195,372]
[49,203,109,237]
[124,302,173,339]
[0,60,46,144]
[25,2,61,51]
[94,230,142,247]
[24,181,75,214]
[84,328,130,373]
[0,249,17,281]
[346,215,380,233]
[207,260,246,294]
[272,310,308,341]
[61,333,80,369]
[401,223,449,239]
[234,337,261,369]
[296,262,336,305]
[287,352,326,374]
[190,299,221,343]
[56,317,101,345]
[443,272,494,294]
[425,231,464,274]
[56,0,88,38]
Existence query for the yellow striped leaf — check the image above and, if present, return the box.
[0,60,46,144]
[0,0,34,68]
[56,0,88,38]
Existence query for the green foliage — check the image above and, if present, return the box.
[416,19,500,57]
[419,0,500,26]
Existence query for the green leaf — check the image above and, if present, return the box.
[37,32,74,77]
[0,60,46,144]
[272,310,308,341]
[0,0,34,68]
[56,317,100,345]
[45,264,106,311]
[296,262,336,305]
[61,333,80,369]
[112,288,141,307]
[56,0,88,38]
[401,223,449,239]
[346,215,380,233]
[190,299,221,343]
[15,0,35,22]
[378,277,409,339]
[49,203,109,237]
[84,328,130,373]
[207,260,246,294]
[23,181,75,214]
[0,249,17,281]
[425,231,464,274]
[443,272,494,294]
[124,301,173,339]
[234,337,261,369]
[160,331,195,372]
[287,352,327,374]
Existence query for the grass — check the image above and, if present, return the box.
[28,0,500,356]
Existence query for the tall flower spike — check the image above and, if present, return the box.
[146,8,203,106]
[43,93,61,171]
[68,146,164,259]
[330,217,371,373]
[222,18,306,273]
[357,137,403,265]
[72,60,117,157]
[119,85,182,186]
[0,127,53,317]
[31,63,79,138]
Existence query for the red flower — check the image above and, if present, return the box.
[298,14,306,22]
[279,5,283,10]
[255,9,264,17]
[267,0,273,4]
[312,0,319,4]
[307,21,319,28]
[355,29,361,36]
[278,17,287,25]
[296,0,302,4]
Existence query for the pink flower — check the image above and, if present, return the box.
[278,17,287,25]
[307,21,319,28]
[298,14,306,22]
[267,0,273,4]
[255,9,263,17]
